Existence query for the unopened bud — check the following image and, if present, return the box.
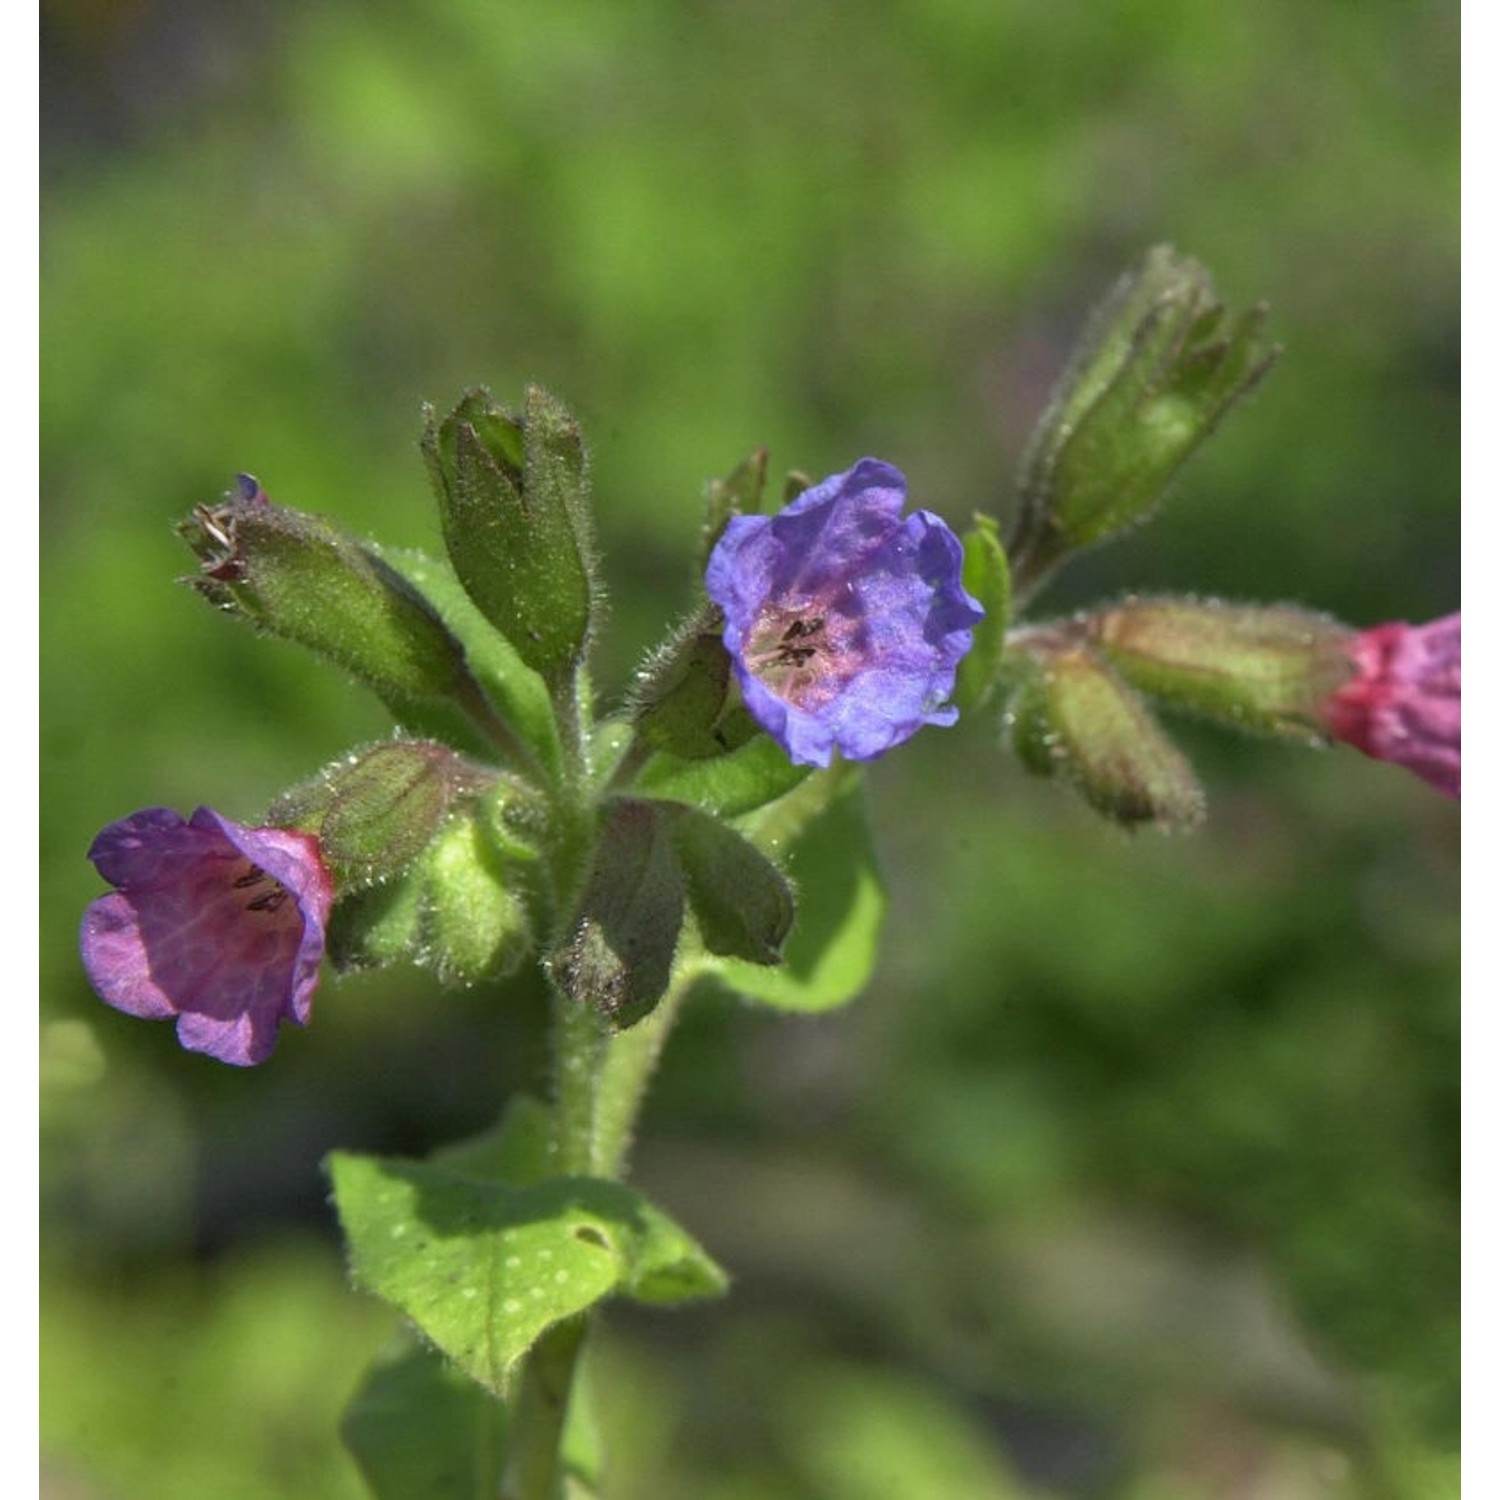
[181,477,469,703]
[421,386,596,686]
[1005,643,1205,829]
[631,609,757,761]
[1012,246,1279,584]
[327,798,535,984]
[1086,596,1353,740]
[1322,613,1460,798]
[268,740,484,889]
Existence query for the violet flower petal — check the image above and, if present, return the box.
[80,807,334,1065]
[706,459,983,767]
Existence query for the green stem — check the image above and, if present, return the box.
[602,730,655,794]
[502,666,708,1497]
[500,979,689,1499]
[550,984,607,1176]
[593,973,692,1177]
[502,659,663,1498]
[454,671,548,784]
[498,1316,589,1500]
[1003,515,1069,613]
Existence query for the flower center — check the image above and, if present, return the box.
[745,601,856,707]
[232,863,291,914]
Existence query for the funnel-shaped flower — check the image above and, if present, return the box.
[1323,613,1460,798]
[80,808,334,1065]
[705,459,983,767]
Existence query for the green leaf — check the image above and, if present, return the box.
[634,734,811,818]
[953,513,1011,713]
[664,802,794,965]
[341,1333,507,1500]
[383,545,562,777]
[710,776,885,1012]
[328,1153,728,1396]
[552,798,687,1030]
[431,1094,554,1185]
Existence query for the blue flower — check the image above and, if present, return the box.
[705,459,984,767]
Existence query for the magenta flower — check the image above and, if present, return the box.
[1323,613,1460,798]
[705,459,984,766]
[80,808,334,1065]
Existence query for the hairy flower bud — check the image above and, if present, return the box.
[1005,644,1206,829]
[422,386,596,687]
[268,739,490,890]
[1012,246,1279,587]
[181,476,471,704]
[1322,613,1460,798]
[1085,596,1353,739]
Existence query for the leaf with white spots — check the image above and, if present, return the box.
[327,1152,727,1396]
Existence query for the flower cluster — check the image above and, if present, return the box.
[80,808,333,1065]
[76,390,1459,1070]
[706,459,984,767]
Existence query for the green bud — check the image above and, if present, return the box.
[326,876,424,974]
[952,513,1012,712]
[421,386,596,686]
[782,470,814,505]
[323,782,538,982]
[268,740,484,890]
[181,477,470,703]
[699,447,768,569]
[1012,246,1279,585]
[1005,643,1205,830]
[1086,597,1354,740]
[630,608,757,761]
[419,811,534,985]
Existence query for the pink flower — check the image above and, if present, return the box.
[80,808,334,1065]
[1323,613,1460,799]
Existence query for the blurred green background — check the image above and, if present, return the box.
[41,1,1457,1496]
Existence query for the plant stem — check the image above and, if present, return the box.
[550,983,607,1175]
[502,662,709,1497]
[593,973,692,1177]
[498,1316,588,1500]
[454,671,548,784]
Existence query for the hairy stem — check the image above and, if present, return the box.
[593,973,693,1178]
[498,1316,588,1500]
